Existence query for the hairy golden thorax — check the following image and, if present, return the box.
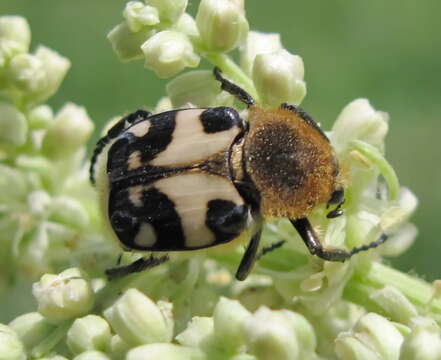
[244,106,339,219]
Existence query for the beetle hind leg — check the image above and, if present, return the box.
[235,227,263,281]
[105,254,169,280]
[291,217,388,262]
[213,67,255,107]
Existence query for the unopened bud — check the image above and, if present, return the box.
[141,31,199,78]
[196,0,248,53]
[252,50,306,106]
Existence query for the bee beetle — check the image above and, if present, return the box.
[90,68,388,281]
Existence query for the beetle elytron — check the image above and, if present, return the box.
[90,68,388,281]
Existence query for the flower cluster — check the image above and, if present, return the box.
[0,16,114,310]
[1,1,441,359]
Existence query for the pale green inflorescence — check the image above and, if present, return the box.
[1,1,440,359]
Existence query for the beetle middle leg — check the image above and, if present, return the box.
[291,217,388,262]
[105,254,169,280]
[235,226,263,281]
[213,67,255,107]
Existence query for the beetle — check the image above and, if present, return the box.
[90,68,388,281]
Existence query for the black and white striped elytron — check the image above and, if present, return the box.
[90,68,389,281]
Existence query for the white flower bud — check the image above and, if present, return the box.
[245,307,299,360]
[146,0,188,23]
[28,104,54,129]
[124,2,159,32]
[176,317,213,348]
[72,351,110,360]
[108,335,130,359]
[172,13,199,41]
[32,268,95,322]
[231,355,257,360]
[9,53,46,93]
[213,297,251,350]
[166,70,226,108]
[39,356,69,360]
[0,165,27,203]
[252,50,306,106]
[196,0,249,53]
[7,46,70,104]
[0,102,27,146]
[49,196,89,229]
[380,222,417,256]
[331,98,389,153]
[42,102,94,159]
[28,46,70,104]
[335,313,403,360]
[370,286,418,323]
[280,310,317,358]
[126,344,204,360]
[241,31,282,75]
[8,312,54,351]
[103,289,173,346]
[67,315,111,355]
[27,190,51,218]
[108,22,156,62]
[0,16,31,66]
[141,31,199,78]
[400,317,441,360]
[335,336,380,360]
[0,16,30,49]
[154,97,173,113]
[0,324,26,360]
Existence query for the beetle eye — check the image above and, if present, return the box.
[111,211,137,232]
[327,188,345,207]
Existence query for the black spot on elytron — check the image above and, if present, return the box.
[107,111,176,183]
[206,199,248,244]
[200,107,243,134]
[111,210,139,233]
[108,188,141,248]
[90,110,151,184]
[109,186,186,251]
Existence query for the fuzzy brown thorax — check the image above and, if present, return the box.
[244,106,339,219]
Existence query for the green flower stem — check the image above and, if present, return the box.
[345,262,441,324]
[350,140,400,201]
[30,321,72,358]
[202,52,259,102]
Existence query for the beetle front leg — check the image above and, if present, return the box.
[290,217,388,262]
[213,67,255,107]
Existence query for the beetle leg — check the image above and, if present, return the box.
[105,254,169,280]
[235,226,263,281]
[213,67,255,107]
[256,240,286,260]
[290,217,388,261]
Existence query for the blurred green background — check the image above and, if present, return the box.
[1,0,440,279]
